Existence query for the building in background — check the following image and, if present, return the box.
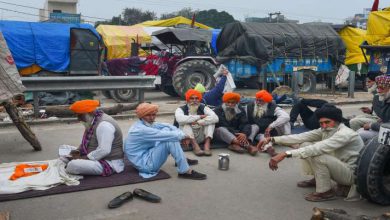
[345,8,370,29]
[39,0,80,23]
[245,13,299,24]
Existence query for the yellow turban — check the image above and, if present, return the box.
[136,103,159,118]
[69,100,100,114]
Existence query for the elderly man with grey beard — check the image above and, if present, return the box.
[247,90,290,156]
[213,92,258,155]
[357,74,390,143]
[174,89,219,156]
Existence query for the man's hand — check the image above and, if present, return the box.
[181,137,191,147]
[199,115,207,119]
[235,133,247,143]
[363,123,371,130]
[269,152,287,171]
[264,127,272,138]
[360,107,372,114]
[257,137,271,151]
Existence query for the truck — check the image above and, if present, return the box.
[215,22,346,92]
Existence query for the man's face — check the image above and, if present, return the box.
[366,79,375,89]
[319,118,337,130]
[142,113,157,124]
[77,113,94,128]
[255,99,266,106]
[188,95,200,106]
[377,86,390,101]
[225,100,238,108]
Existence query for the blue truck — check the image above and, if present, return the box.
[215,22,345,92]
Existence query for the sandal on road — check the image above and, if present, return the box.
[304,190,336,202]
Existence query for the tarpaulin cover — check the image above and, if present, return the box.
[366,10,390,46]
[216,22,345,66]
[0,31,25,103]
[339,26,368,65]
[0,20,99,73]
[96,24,165,60]
[152,28,212,45]
[141,16,212,30]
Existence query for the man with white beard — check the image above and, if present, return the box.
[348,71,381,131]
[64,100,125,176]
[258,104,364,202]
[174,89,219,156]
[213,92,258,155]
[247,90,290,156]
[358,74,390,143]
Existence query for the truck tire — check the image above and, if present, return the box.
[172,60,216,97]
[102,90,112,99]
[299,71,316,93]
[109,89,137,103]
[356,136,390,205]
[160,84,179,97]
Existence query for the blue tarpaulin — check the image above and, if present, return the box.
[0,20,99,72]
[211,29,221,55]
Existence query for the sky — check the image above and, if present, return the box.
[0,0,383,25]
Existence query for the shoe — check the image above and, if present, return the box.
[304,189,336,202]
[175,158,198,167]
[335,184,351,197]
[178,170,207,180]
[266,146,277,157]
[133,188,161,203]
[297,178,316,188]
[204,149,212,156]
[246,145,258,156]
[108,191,133,209]
[228,144,245,154]
[193,148,205,156]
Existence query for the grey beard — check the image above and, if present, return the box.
[225,108,236,121]
[188,104,199,115]
[253,104,267,118]
[367,84,377,94]
[378,91,390,102]
[82,114,94,128]
[322,127,336,132]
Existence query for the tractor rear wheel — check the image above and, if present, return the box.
[172,60,216,98]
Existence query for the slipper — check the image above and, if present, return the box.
[133,188,161,203]
[204,149,212,156]
[108,191,133,209]
[193,148,205,156]
[228,144,245,154]
[304,190,336,202]
[297,178,316,188]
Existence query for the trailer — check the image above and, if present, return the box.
[216,22,345,92]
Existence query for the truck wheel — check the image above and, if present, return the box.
[109,89,137,103]
[299,71,316,93]
[160,84,179,97]
[356,136,390,205]
[102,90,112,99]
[173,60,216,97]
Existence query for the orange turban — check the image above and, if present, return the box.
[185,89,202,102]
[136,103,159,118]
[69,100,100,114]
[255,90,273,103]
[222,92,241,103]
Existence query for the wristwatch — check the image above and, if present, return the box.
[285,151,292,158]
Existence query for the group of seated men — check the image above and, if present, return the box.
[62,72,390,202]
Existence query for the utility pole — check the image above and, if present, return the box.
[268,11,281,23]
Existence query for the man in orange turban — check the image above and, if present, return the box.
[125,102,207,180]
[246,90,290,157]
[64,100,125,177]
[174,89,219,156]
[213,92,258,155]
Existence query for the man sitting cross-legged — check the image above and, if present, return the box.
[213,92,258,155]
[124,103,207,180]
[174,89,219,156]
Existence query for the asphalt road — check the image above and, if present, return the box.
[0,90,386,220]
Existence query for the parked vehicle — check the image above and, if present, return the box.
[216,22,345,92]
[151,27,217,97]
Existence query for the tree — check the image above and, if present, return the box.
[196,9,235,28]
[95,8,156,26]
[160,7,197,20]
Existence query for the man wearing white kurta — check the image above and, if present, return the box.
[174,89,218,156]
[65,100,125,176]
[258,104,364,202]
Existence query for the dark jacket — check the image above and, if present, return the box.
[202,76,227,107]
[247,101,277,133]
[214,105,251,136]
[371,95,390,131]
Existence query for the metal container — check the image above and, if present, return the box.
[218,153,230,170]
